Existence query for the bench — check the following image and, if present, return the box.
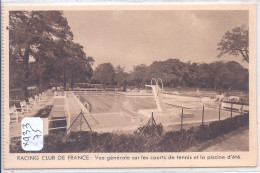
[27,96,46,113]
[9,105,23,123]
[34,95,41,104]
[34,94,48,109]
[18,100,31,114]
[39,92,48,102]
[28,97,38,109]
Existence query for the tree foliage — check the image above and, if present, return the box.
[114,65,128,87]
[217,25,249,63]
[130,64,147,88]
[90,58,248,91]
[93,63,115,85]
[9,11,94,96]
[125,59,248,91]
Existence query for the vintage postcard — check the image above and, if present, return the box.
[2,4,257,169]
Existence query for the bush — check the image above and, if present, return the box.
[10,114,249,153]
[195,125,210,141]
[195,114,249,141]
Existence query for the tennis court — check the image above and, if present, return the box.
[74,92,243,132]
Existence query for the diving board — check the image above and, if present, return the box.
[145,78,165,112]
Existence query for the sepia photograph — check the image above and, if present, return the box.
[2,4,257,169]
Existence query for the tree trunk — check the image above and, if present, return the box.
[22,46,30,98]
[38,71,44,91]
[55,74,58,90]
[53,68,58,90]
[239,50,249,63]
[63,69,66,90]
[214,80,217,90]
[70,71,74,89]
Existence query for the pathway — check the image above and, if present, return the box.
[202,127,249,151]
[185,126,249,152]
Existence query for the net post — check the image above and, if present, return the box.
[241,104,243,116]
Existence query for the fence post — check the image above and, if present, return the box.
[151,112,157,126]
[202,106,204,125]
[231,103,233,119]
[219,104,221,121]
[241,104,243,116]
[181,108,183,130]
[80,112,82,131]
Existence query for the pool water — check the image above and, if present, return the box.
[80,94,157,115]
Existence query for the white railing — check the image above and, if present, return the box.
[65,94,71,133]
[73,90,116,94]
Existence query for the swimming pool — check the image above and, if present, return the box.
[79,93,157,115]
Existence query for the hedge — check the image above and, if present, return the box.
[10,114,248,153]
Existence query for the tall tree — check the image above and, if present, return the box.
[9,11,73,96]
[64,41,94,89]
[131,64,147,88]
[114,65,125,86]
[93,63,115,85]
[217,25,249,63]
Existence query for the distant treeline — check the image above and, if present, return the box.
[91,59,248,91]
[11,57,248,92]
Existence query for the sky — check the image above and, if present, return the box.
[63,10,248,72]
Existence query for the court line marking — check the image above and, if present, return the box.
[90,112,123,116]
